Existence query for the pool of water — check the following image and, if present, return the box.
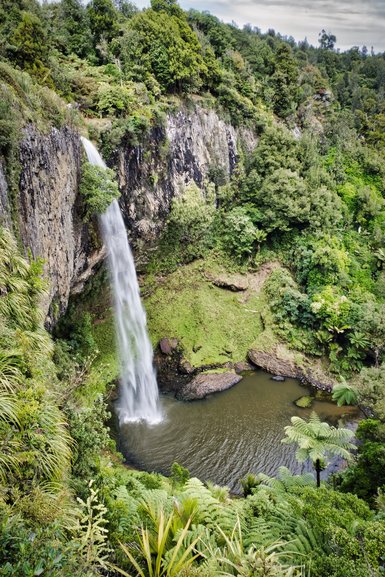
[117,370,360,492]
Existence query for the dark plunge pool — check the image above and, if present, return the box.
[117,370,360,492]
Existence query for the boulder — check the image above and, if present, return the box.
[176,371,242,401]
[234,361,254,374]
[248,350,300,379]
[159,337,179,355]
[295,395,313,408]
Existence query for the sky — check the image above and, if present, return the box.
[133,0,385,52]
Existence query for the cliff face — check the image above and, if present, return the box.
[12,126,104,324]
[117,105,257,246]
[0,105,256,320]
[0,160,11,229]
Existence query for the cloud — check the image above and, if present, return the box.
[133,0,385,51]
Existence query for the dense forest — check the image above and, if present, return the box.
[1,0,385,575]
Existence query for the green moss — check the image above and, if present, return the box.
[295,395,313,408]
[82,315,119,402]
[144,260,277,367]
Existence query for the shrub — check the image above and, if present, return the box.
[79,161,120,220]
[219,206,259,260]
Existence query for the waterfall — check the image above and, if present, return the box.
[81,137,162,424]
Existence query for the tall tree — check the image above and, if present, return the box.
[318,29,336,50]
[87,0,118,44]
[60,0,93,58]
[10,10,49,79]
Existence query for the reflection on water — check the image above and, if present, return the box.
[118,370,360,492]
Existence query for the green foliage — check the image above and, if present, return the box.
[270,44,299,117]
[354,365,385,420]
[10,11,51,82]
[2,3,385,575]
[331,382,358,406]
[122,7,208,93]
[170,463,190,488]
[282,412,355,486]
[67,395,113,482]
[75,480,111,569]
[0,228,72,496]
[336,419,385,505]
[79,161,120,220]
[0,506,89,577]
[114,506,201,577]
[87,0,118,45]
[160,183,215,265]
[58,0,93,58]
[219,207,259,260]
[264,268,319,353]
[240,473,260,497]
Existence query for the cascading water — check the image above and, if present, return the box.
[81,137,162,424]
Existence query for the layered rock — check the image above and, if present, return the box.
[16,126,105,323]
[117,105,257,244]
[248,347,334,392]
[0,160,11,228]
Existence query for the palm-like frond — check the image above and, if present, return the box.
[332,383,358,406]
[282,412,356,484]
[257,467,315,493]
[113,510,201,577]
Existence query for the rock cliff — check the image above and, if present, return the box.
[0,104,256,321]
[2,125,105,324]
[117,105,257,245]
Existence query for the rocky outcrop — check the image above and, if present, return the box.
[176,371,242,401]
[206,261,280,301]
[248,347,334,392]
[206,272,249,292]
[117,104,257,245]
[17,125,105,323]
[155,338,193,393]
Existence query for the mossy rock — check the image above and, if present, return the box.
[295,395,313,408]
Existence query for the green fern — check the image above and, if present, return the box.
[257,467,315,494]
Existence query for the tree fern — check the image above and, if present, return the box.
[282,412,356,486]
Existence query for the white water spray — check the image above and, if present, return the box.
[81,137,162,424]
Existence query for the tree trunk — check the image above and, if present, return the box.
[315,459,321,488]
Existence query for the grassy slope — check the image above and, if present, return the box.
[144,260,278,367]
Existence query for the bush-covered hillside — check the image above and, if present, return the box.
[1,0,385,575]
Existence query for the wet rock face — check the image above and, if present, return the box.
[17,126,105,324]
[154,338,192,393]
[117,105,257,245]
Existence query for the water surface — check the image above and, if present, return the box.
[118,370,359,491]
